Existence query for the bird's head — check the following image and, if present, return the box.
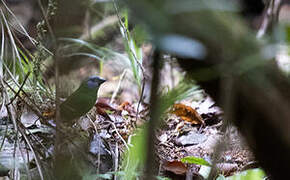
[82,76,106,90]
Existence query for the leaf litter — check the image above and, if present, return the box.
[0,66,255,179]
[156,94,255,178]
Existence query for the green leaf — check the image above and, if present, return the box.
[95,174,113,179]
[121,128,147,180]
[226,168,265,180]
[156,176,172,180]
[131,25,148,46]
[83,174,112,180]
[181,156,211,166]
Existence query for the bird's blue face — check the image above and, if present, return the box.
[86,76,106,89]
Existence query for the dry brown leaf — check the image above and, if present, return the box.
[118,101,130,110]
[95,98,117,111]
[95,98,118,117]
[118,101,135,114]
[171,103,204,125]
[42,110,55,118]
[163,160,188,175]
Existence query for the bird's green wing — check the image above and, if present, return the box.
[60,87,98,123]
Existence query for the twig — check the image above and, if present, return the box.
[1,0,37,46]
[135,79,145,123]
[114,142,119,180]
[112,0,145,74]
[17,133,32,180]
[7,72,30,105]
[80,15,118,40]
[23,125,53,157]
[257,0,282,38]
[83,10,92,40]
[4,78,74,155]
[0,90,8,151]
[5,101,20,180]
[3,76,44,179]
[3,79,46,124]
[36,0,56,42]
[110,122,129,150]
[24,141,32,180]
[3,75,41,113]
[0,117,8,151]
[88,116,98,132]
[110,69,128,104]
[19,124,44,180]
[113,0,149,126]
[96,135,101,176]
[6,21,53,56]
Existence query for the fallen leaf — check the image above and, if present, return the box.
[21,110,40,127]
[42,110,55,118]
[118,101,130,111]
[216,163,238,176]
[163,161,188,175]
[171,103,204,125]
[95,98,118,117]
[175,131,207,146]
[193,96,223,116]
[95,98,117,111]
[118,101,135,114]
[158,133,168,144]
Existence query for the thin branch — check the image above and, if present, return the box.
[0,9,24,74]
[135,79,145,124]
[144,51,161,180]
[3,79,46,125]
[110,122,129,150]
[17,134,32,180]
[36,0,56,42]
[257,0,282,38]
[7,72,30,105]
[1,0,37,46]
[110,69,128,104]
[80,15,118,40]
[112,0,145,74]
[113,0,148,121]
[18,125,44,180]
[114,142,119,180]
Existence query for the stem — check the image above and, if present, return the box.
[144,51,161,179]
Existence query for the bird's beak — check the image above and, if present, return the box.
[99,77,106,84]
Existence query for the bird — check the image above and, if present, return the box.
[59,75,106,125]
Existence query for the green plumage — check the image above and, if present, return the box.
[59,76,106,125]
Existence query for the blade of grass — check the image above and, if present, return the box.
[0,19,4,78]
[1,9,24,78]
[1,0,36,46]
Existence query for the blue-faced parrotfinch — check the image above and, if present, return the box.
[59,76,106,125]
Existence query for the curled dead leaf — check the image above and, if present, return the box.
[118,101,135,114]
[163,160,188,175]
[118,101,130,110]
[42,110,55,118]
[95,98,118,117]
[171,103,204,125]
